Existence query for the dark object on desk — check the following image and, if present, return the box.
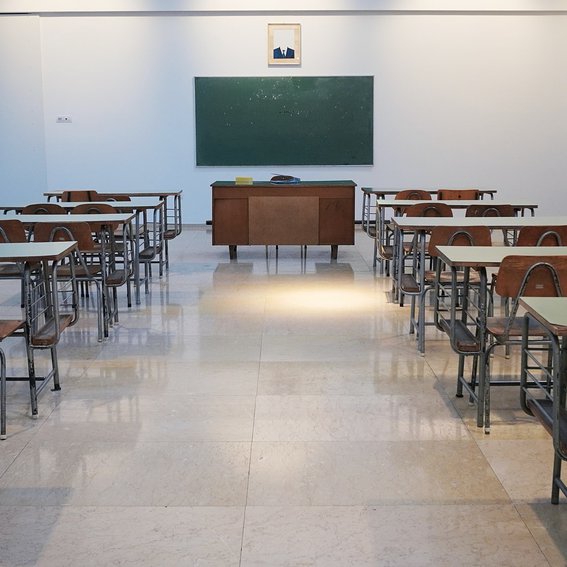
[270,175,300,184]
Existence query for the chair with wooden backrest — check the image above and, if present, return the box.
[161,194,182,270]
[100,194,132,202]
[465,203,517,245]
[398,202,453,308]
[396,189,432,201]
[481,255,567,432]
[426,226,494,396]
[499,225,567,356]
[0,219,28,277]
[404,225,492,356]
[437,189,481,200]
[21,203,66,215]
[71,203,133,314]
[379,191,434,274]
[0,219,34,307]
[516,225,567,247]
[60,190,99,202]
[33,222,109,342]
[404,202,453,218]
[465,204,516,218]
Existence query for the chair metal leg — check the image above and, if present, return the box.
[50,346,61,391]
[552,452,562,504]
[25,338,38,417]
[0,349,6,440]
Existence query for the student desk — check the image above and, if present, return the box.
[55,199,166,293]
[519,296,567,503]
[43,189,183,252]
[372,199,538,272]
[390,215,556,316]
[2,206,156,304]
[360,187,498,245]
[435,246,567,433]
[0,241,78,439]
[211,181,356,259]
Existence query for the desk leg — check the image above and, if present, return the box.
[331,245,338,260]
[416,231,427,355]
[133,214,141,305]
[477,269,489,432]
[229,245,237,260]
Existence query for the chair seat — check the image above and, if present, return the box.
[58,264,103,279]
[106,269,130,287]
[31,314,75,347]
[424,270,481,285]
[400,273,420,294]
[0,319,25,340]
[486,316,545,340]
[379,245,393,260]
[140,245,162,261]
[0,264,22,277]
[439,319,480,353]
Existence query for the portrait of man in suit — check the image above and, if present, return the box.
[268,24,301,65]
[273,45,295,59]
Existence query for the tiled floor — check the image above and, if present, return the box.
[0,225,566,566]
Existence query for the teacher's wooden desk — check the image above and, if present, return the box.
[211,181,356,260]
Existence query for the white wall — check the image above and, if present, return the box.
[3,11,567,221]
[0,16,47,196]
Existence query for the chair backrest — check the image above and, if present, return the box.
[516,225,567,247]
[427,225,492,256]
[71,203,117,215]
[437,189,480,200]
[32,222,99,252]
[395,189,432,200]
[21,203,66,215]
[102,194,131,202]
[404,202,453,218]
[0,219,27,243]
[70,203,119,231]
[60,190,99,202]
[465,204,516,218]
[495,256,567,300]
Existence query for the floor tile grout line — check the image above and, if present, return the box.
[239,294,267,566]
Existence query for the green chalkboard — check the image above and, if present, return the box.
[195,76,373,166]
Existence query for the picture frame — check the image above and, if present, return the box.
[268,23,301,65]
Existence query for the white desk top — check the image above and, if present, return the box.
[15,213,134,224]
[56,198,162,210]
[393,216,567,230]
[519,297,567,335]
[0,200,160,213]
[436,245,567,268]
[361,187,498,197]
[43,190,182,198]
[376,200,537,209]
[0,241,77,262]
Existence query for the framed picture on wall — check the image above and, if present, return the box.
[268,23,301,65]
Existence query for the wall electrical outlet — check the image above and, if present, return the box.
[56,116,72,123]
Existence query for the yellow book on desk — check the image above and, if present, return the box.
[235,176,253,185]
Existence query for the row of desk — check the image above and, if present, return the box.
[360,187,498,244]
[364,188,567,501]
[0,190,183,440]
[1,198,167,305]
[373,198,538,272]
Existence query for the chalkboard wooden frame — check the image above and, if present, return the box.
[195,76,374,166]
